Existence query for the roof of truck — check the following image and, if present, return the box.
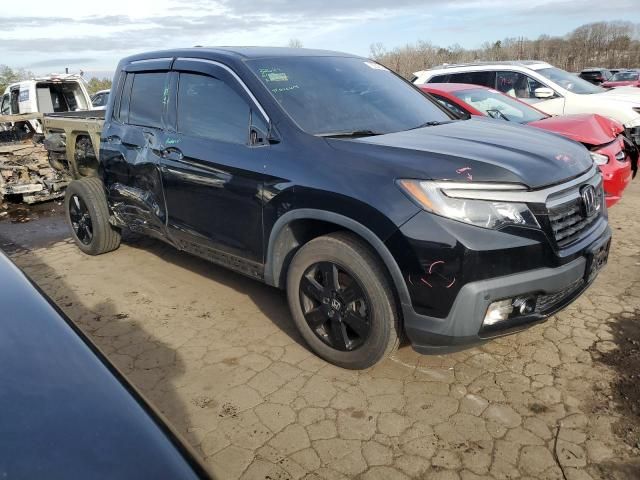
[122,46,357,65]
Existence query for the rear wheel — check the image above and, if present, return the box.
[286,232,399,369]
[64,177,120,255]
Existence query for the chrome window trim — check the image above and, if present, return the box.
[436,165,598,204]
[174,57,270,123]
[129,57,174,64]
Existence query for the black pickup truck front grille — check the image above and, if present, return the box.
[548,199,599,248]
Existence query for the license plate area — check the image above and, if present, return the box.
[585,238,610,283]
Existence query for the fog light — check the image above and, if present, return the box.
[483,299,514,326]
[513,296,536,315]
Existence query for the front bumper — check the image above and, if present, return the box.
[401,226,611,354]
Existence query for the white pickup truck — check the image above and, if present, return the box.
[0,74,93,136]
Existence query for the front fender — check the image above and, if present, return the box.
[264,208,413,309]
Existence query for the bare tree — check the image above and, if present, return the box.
[370,21,640,79]
[288,38,303,48]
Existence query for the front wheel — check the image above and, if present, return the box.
[286,232,400,369]
[64,177,121,255]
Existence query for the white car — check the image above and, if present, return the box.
[90,89,110,110]
[1,74,92,134]
[413,61,640,146]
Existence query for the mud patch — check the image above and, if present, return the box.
[0,199,64,224]
[591,309,640,450]
[0,199,68,253]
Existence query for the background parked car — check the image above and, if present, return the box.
[602,70,640,88]
[413,61,640,147]
[0,251,211,479]
[579,68,614,85]
[90,89,110,110]
[420,83,636,207]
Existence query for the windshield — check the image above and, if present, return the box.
[611,71,639,81]
[247,56,451,135]
[452,88,547,123]
[537,67,605,94]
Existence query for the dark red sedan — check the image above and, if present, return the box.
[421,83,636,207]
[602,70,640,88]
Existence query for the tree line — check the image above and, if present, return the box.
[370,21,640,79]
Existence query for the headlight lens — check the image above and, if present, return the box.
[398,180,539,230]
[590,152,609,165]
[627,110,640,127]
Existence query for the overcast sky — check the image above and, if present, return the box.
[1,0,638,78]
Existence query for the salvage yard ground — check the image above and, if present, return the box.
[1,183,639,480]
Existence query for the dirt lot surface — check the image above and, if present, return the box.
[1,182,639,480]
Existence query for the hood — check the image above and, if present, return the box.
[599,87,640,101]
[527,114,623,146]
[327,117,592,189]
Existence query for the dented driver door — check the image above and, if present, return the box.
[100,64,173,239]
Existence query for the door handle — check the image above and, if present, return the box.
[161,147,184,161]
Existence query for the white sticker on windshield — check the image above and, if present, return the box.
[364,61,388,71]
[267,72,289,82]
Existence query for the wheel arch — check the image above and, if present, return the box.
[264,209,412,308]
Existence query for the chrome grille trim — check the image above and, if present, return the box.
[441,165,597,204]
[546,180,604,248]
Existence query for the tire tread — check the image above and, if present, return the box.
[65,177,120,255]
[286,231,400,369]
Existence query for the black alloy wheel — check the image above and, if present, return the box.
[299,261,371,352]
[64,177,121,255]
[68,194,94,245]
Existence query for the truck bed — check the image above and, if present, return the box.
[45,110,106,120]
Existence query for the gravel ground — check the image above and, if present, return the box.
[1,182,639,480]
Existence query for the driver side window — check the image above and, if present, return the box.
[496,71,549,100]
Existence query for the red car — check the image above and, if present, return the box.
[602,70,640,88]
[421,83,637,207]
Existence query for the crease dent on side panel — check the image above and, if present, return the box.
[109,183,163,229]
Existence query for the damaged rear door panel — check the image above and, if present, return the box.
[100,65,172,238]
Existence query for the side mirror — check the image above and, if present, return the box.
[250,126,274,146]
[534,87,555,99]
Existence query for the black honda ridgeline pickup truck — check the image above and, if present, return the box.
[64,47,611,369]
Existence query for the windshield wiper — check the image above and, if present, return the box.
[317,130,383,138]
[407,121,445,130]
[486,109,510,121]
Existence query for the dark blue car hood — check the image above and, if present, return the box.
[329,117,593,189]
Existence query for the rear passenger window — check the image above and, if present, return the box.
[128,73,166,129]
[448,71,496,88]
[177,73,250,144]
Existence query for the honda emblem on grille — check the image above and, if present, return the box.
[580,185,597,217]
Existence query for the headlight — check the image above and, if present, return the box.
[590,152,609,165]
[398,180,539,230]
[626,110,640,128]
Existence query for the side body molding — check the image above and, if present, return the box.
[264,209,412,307]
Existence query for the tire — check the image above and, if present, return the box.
[286,231,400,369]
[64,177,121,255]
